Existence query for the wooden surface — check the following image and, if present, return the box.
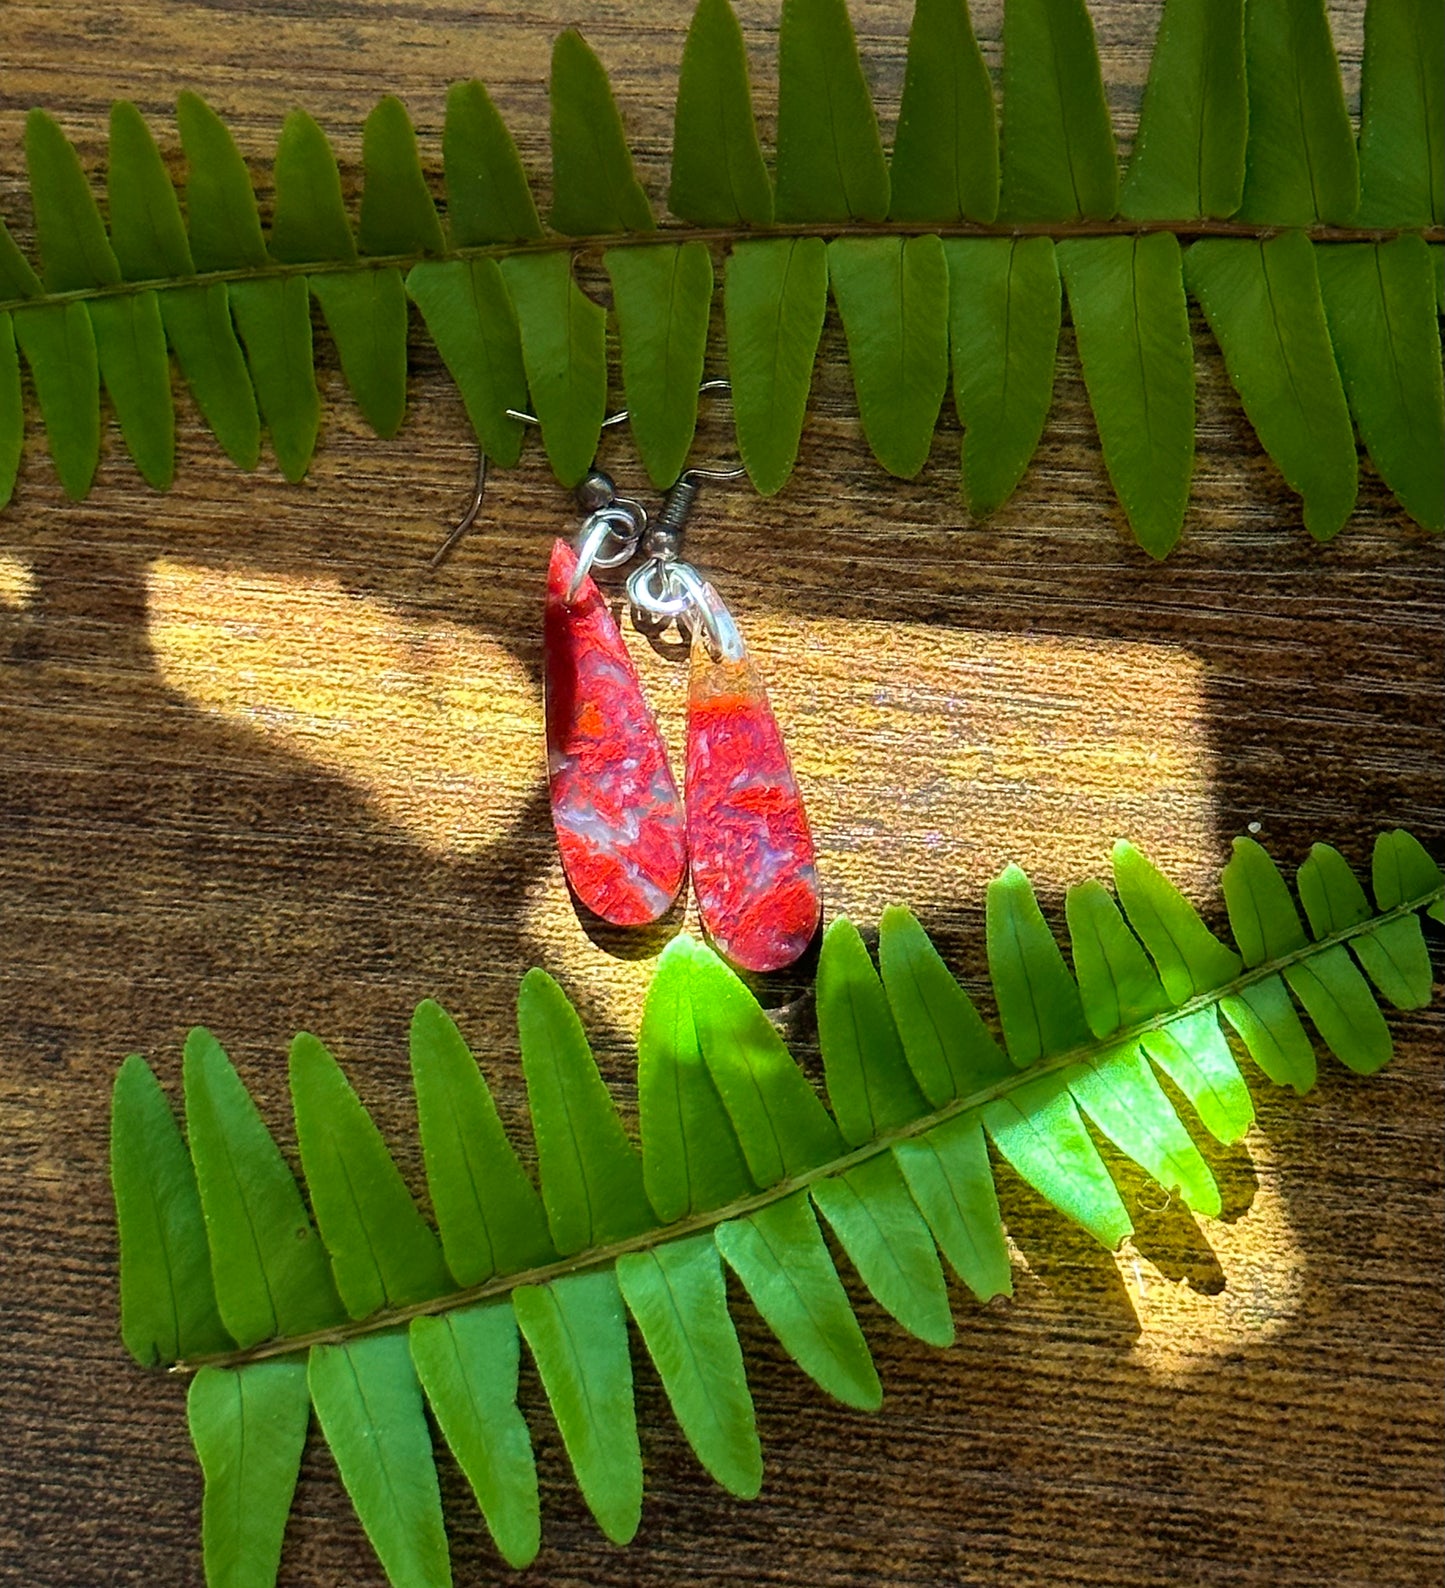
[1,2,1442,1584]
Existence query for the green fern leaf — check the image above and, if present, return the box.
[498,252,606,488]
[0,315,19,507]
[290,1034,452,1316]
[11,301,100,499]
[669,0,774,227]
[1057,233,1195,557]
[1186,232,1358,540]
[513,1271,643,1544]
[1316,237,1445,533]
[360,96,446,257]
[827,235,950,479]
[723,237,829,496]
[1357,0,1444,227]
[1119,0,1247,221]
[442,80,542,247]
[888,0,998,224]
[774,0,889,222]
[549,30,655,236]
[999,0,1117,222]
[188,1361,310,1588]
[408,1304,539,1570]
[1237,0,1359,225]
[309,1332,452,1587]
[942,237,1061,518]
[604,242,714,488]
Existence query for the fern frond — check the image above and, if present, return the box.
[2,0,1442,542]
[111,828,1444,1585]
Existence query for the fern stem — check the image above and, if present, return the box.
[169,883,1443,1376]
[6,220,1443,316]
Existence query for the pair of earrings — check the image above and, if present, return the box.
[542,454,820,974]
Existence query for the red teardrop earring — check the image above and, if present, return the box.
[542,482,686,927]
[626,477,821,973]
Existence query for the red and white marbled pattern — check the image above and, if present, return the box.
[685,637,821,972]
[544,540,686,925]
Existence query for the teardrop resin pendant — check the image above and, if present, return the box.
[544,540,686,925]
[685,619,821,972]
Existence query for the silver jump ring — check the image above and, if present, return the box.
[570,505,643,598]
[626,557,694,620]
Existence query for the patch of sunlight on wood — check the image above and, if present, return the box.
[0,550,35,608]
[525,610,1219,1039]
[1117,1140,1306,1363]
[146,560,539,854]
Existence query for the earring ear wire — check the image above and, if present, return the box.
[427,380,743,570]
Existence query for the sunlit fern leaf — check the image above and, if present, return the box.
[110,829,1443,1585]
[1,0,1442,533]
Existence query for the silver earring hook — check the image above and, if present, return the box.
[427,379,745,569]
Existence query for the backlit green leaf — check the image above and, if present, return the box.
[1316,238,1444,534]
[670,0,774,226]
[12,302,100,499]
[1237,0,1358,225]
[812,1155,955,1347]
[774,0,889,223]
[360,96,445,256]
[942,237,1060,517]
[891,1114,1012,1302]
[816,917,930,1146]
[513,1271,642,1545]
[1219,977,1317,1092]
[517,968,655,1253]
[183,1027,343,1348]
[1112,840,1242,1003]
[888,0,998,223]
[617,1234,763,1498]
[442,80,542,246]
[1139,1009,1254,1145]
[309,1332,451,1588]
[549,30,655,235]
[724,237,829,496]
[637,937,756,1222]
[999,0,1117,222]
[986,864,1093,1063]
[715,1192,881,1411]
[409,1000,555,1287]
[1066,1043,1220,1214]
[605,242,714,488]
[1357,0,1444,227]
[111,1054,232,1366]
[877,903,1015,1107]
[981,1075,1133,1248]
[1065,877,1172,1037]
[1058,233,1194,557]
[687,942,844,1183]
[289,1033,452,1318]
[498,252,606,488]
[269,110,356,265]
[827,235,950,480]
[308,268,410,438]
[188,1361,310,1588]
[1121,0,1246,220]
[406,259,527,467]
[1297,842,1433,1010]
[1186,233,1357,540]
[409,1304,539,1570]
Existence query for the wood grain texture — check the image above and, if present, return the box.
[1,2,1441,1585]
